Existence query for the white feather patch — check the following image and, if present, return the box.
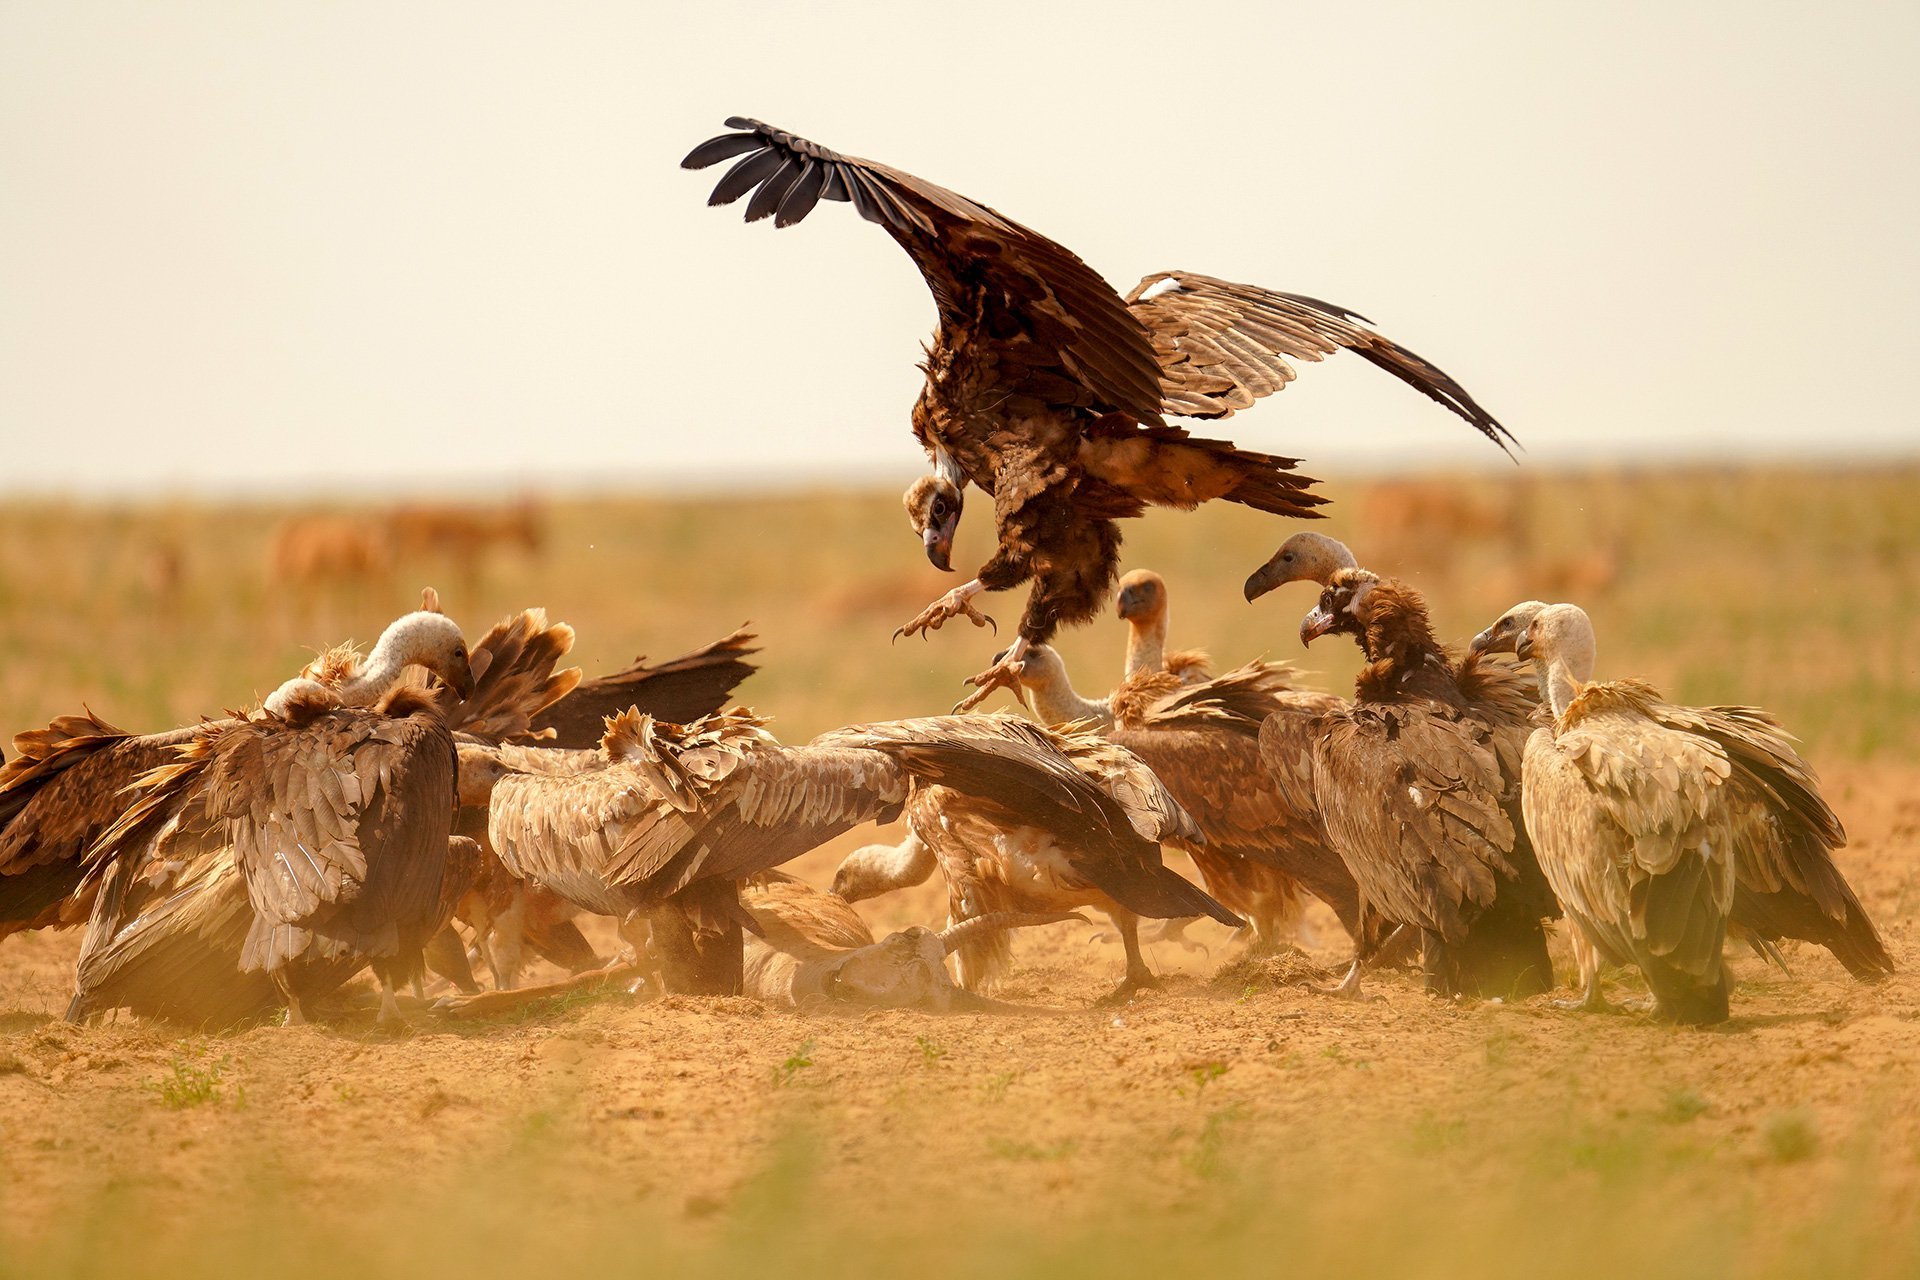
[1137,276,1184,302]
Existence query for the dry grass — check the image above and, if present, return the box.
[1,463,1918,1279]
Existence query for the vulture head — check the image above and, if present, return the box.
[1295,568,1381,648]
[1515,603,1597,681]
[454,741,522,809]
[1243,532,1360,603]
[382,611,478,699]
[1468,600,1550,659]
[903,474,963,572]
[1114,569,1168,623]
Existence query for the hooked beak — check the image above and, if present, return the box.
[1513,629,1535,662]
[1468,628,1496,658]
[1298,604,1337,647]
[1244,555,1289,603]
[923,516,957,572]
[1115,584,1148,619]
[446,650,477,699]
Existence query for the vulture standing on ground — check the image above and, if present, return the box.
[1013,643,1360,956]
[683,118,1514,709]
[72,636,478,1027]
[1497,604,1745,1023]
[1472,601,1892,984]
[1249,567,1558,998]
[471,707,1225,1000]
[0,606,475,955]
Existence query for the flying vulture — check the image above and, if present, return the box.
[683,118,1514,708]
[1250,566,1558,998]
[1473,600,1892,984]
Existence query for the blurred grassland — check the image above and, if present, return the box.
[1,462,1916,760]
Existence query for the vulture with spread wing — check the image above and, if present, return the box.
[1014,643,1360,956]
[71,679,471,1029]
[1250,567,1558,998]
[0,606,474,957]
[683,119,1513,708]
[1472,600,1891,984]
[470,706,1221,999]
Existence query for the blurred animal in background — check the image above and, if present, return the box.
[269,514,392,590]
[384,498,546,592]
[685,117,1514,711]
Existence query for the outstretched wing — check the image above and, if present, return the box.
[532,626,759,748]
[1124,272,1514,451]
[684,118,1168,426]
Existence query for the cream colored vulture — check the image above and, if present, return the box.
[1114,570,1211,686]
[0,606,474,954]
[1502,604,1750,1022]
[469,708,1225,999]
[1473,600,1891,985]
[72,679,469,1028]
[1242,531,1363,603]
[1013,643,1362,957]
[1249,567,1558,999]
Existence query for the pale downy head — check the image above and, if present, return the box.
[1243,532,1361,603]
[1516,603,1597,683]
[903,474,963,572]
[1114,569,1168,623]
[1469,600,1551,659]
[454,741,521,809]
[373,610,477,699]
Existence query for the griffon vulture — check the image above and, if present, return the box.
[0,606,474,953]
[1472,600,1891,984]
[1013,644,1362,957]
[470,707,1224,1000]
[1250,567,1557,998]
[1503,604,1744,1022]
[1114,570,1211,686]
[684,118,1514,709]
[72,679,470,1028]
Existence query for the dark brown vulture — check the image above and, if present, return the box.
[1014,643,1362,956]
[528,626,759,749]
[1505,604,1740,1022]
[1472,600,1892,984]
[684,118,1514,708]
[0,607,474,954]
[1250,567,1558,999]
[71,682,469,1028]
[470,705,1222,1001]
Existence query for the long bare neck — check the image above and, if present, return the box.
[338,635,414,706]
[1545,659,1584,720]
[1122,610,1168,679]
[1027,671,1113,727]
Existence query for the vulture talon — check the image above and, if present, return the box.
[894,581,994,644]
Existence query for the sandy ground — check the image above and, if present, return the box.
[0,762,1916,1253]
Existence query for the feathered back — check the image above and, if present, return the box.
[435,608,583,741]
[601,707,778,814]
[531,627,759,749]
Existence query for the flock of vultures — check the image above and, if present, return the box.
[0,120,1892,1032]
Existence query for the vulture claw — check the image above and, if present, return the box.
[948,646,1027,714]
[894,582,994,643]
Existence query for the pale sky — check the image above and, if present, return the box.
[2,1,1916,496]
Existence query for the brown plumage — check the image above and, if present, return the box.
[530,626,759,749]
[1015,642,1360,956]
[1473,600,1891,982]
[476,706,1222,999]
[71,685,468,1027]
[1513,605,1745,1023]
[1261,569,1558,999]
[0,607,474,955]
[684,119,1513,706]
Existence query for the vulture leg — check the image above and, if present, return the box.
[951,637,1030,714]
[274,971,308,1027]
[1146,916,1210,955]
[1552,963,1614,1014]
[650,881,746,996]
[1306,923,1408,999]
[487,888,531,990]
[1307,959,1365,1000]
[424,925,482,995]
[892,579,995,642]
[374,971,407,1030]
[1095,910,1160,1007]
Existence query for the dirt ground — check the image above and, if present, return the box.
[1,760,1916,1267]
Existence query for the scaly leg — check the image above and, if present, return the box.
[1095,911,1160,1007]
[893,579,995,642]
[1553,926,1613,1012]
[950,637,1029,714]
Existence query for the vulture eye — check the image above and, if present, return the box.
[1281,552,1294,562]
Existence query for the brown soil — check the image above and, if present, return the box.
[1,763,1917,1249]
